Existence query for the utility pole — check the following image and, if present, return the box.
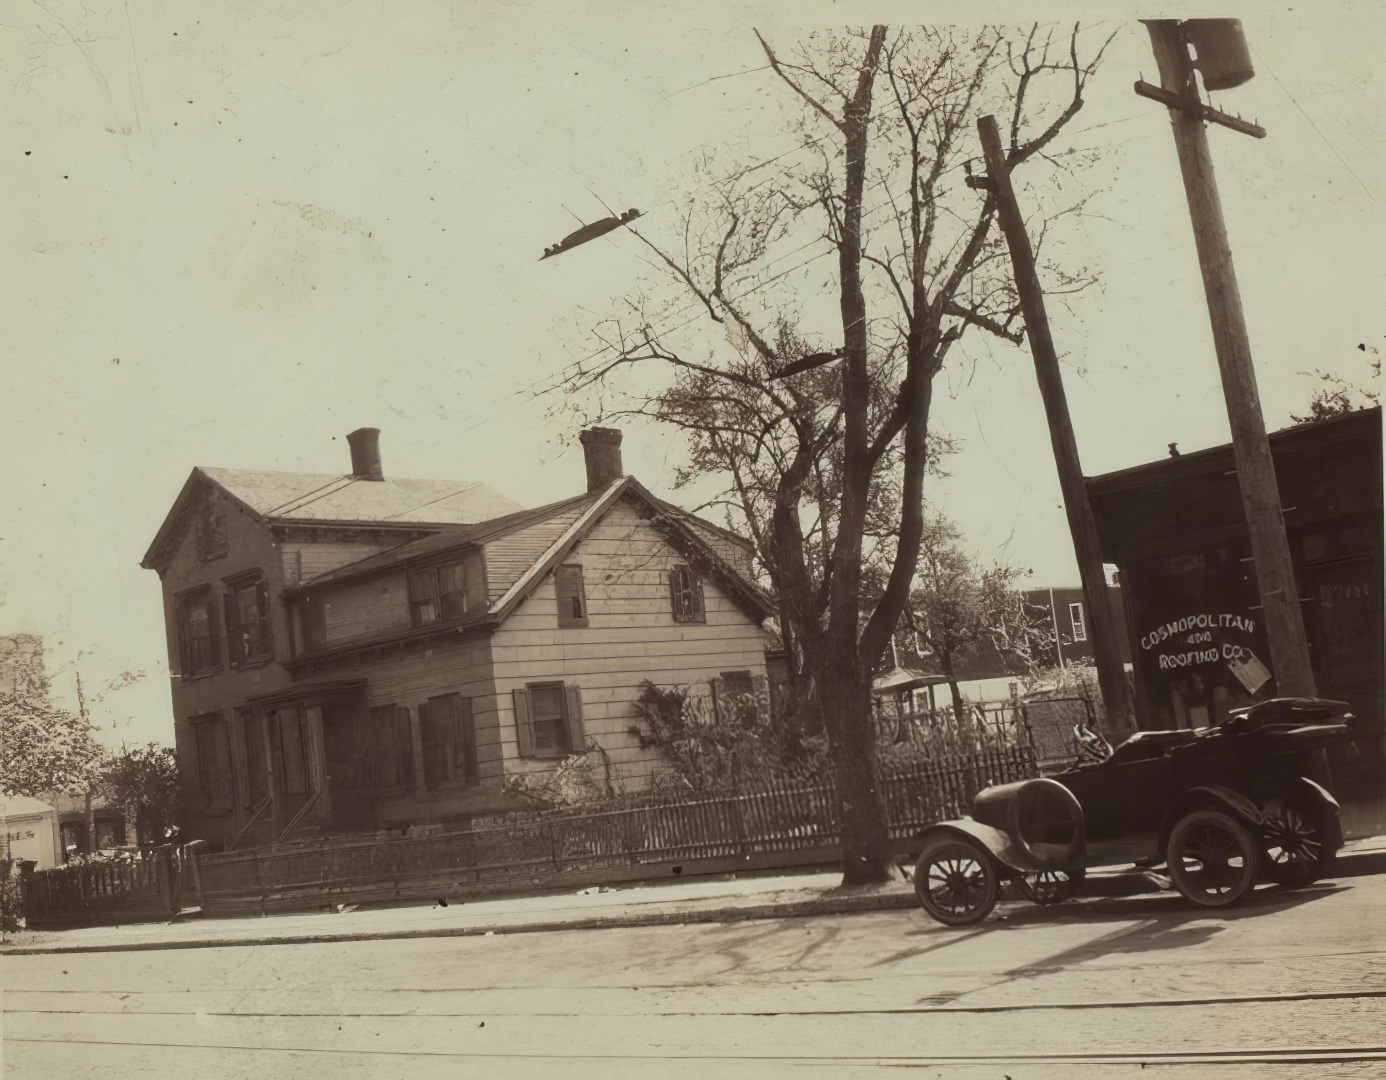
[976,114,1135,741]
[1140,19,1317,697]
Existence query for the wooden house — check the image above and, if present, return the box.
[141,428,774,850]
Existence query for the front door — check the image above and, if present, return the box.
[268,705,321,830]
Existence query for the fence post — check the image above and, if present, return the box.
[153,845,176,916]
[183,840,207,910]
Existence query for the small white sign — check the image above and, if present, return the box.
[1227,649,1272,694]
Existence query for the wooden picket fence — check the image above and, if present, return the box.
[17,743,1037,924]
[190,743,1036,915]
[16,845,200,927]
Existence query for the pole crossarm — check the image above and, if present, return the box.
[1134,81,1266,139]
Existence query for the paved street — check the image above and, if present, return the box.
[4,870,1385,1078]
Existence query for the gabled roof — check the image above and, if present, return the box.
[141,466,523,572]
[285,491,599,592]
[201,467,520,524]
[289,476,774,641]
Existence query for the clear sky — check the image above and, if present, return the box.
[3,1,1381,748]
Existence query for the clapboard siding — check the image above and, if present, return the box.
[281,539,406,587]
[320,575,411,644]
[490,500,768,792]
[483,505,589,602]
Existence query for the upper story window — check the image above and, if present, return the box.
[555,564,588,628]
[408,563,468,627]
[176,586,222,676]
[225,574,273,666]
[669,565,706,624]
[1068,602,1087,642]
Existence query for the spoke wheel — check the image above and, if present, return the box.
[1166,810,1260,908]
[913,835,1000,926]
[1263,800,1334,888]
[1020,869,1076,906]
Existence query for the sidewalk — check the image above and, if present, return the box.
[5,837,1383,956]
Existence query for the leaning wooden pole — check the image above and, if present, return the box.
[977,114,1135,740]
[1142,20,1317,697]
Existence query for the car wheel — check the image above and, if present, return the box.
[1019,869,1076,906]
[1262,800,1336,888]
[1166,809,1260,908]
[913,835,1000,926]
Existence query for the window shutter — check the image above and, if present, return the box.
[207,594,223,668]
[439,563,467,619]
[512,688,535,758]
[463,550,488,613]
[256,578,274,655]
[459,697,478,782]
[419,698,440,787]
[667,568,681,620]
[176,599,190,674]
[223,592,239,667]
[563,685,585,753]
[396,705,417,787]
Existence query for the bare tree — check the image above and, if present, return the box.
[559,25,1111,883]
[893,513,1053,723]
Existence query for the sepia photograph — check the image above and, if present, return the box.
[2,1,1382,1075]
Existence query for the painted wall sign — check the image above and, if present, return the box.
[1140,613,1257,651]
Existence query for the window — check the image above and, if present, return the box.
[224,575,273,665]
[669,565,706,624]
[420,694,476,788]
[408,563,468,626]
[1069,602,1087,642]
[177,587,222,676]
[512,683,585,759]
[714,670,757,724]
[192,713,233,812]
[555,564,588,628]
[372,704,417,789]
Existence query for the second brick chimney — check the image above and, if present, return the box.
[579,428,623,491]
[347,427,385,481]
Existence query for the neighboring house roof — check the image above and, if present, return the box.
[142,466,523,572]
[284,476,774,666]
[0,794,57,818]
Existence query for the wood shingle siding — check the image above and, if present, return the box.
[483,506,589,603]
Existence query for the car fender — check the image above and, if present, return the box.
[917,820,1071,876]
[1283,777,1344,853]
[1157,784,1263,854]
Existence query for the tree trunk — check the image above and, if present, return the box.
[817,638,892,884]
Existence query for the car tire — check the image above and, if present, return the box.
[1166,809,1260,908]
[913,834,1000,926]
[1263,799,1336,888]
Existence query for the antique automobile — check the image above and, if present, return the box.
[911,697,1353,926]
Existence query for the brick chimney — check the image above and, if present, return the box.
[347,427,384,481]
[579,428,623,491]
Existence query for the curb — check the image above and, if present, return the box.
[0,889,920,957]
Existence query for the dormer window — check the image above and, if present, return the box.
[408,563,467,627]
